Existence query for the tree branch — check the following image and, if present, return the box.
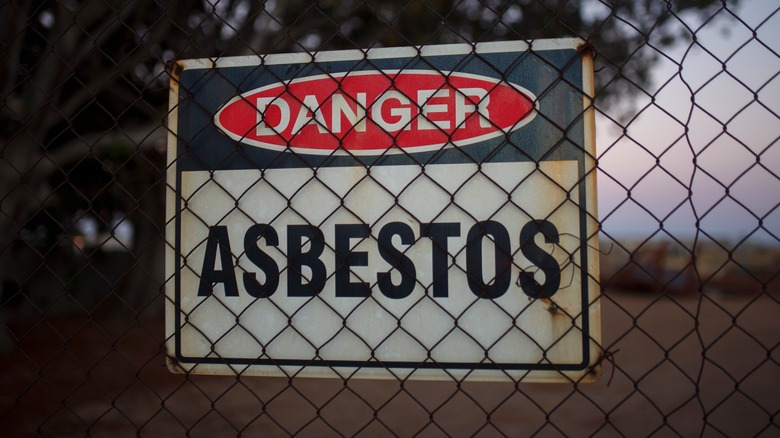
[44,14,172,130]
[23,2,78,127]
[45,122,167,173]
[0,0,32,102]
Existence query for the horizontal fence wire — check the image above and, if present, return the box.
[1,0,779,436]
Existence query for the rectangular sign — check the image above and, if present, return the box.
[165,39,601,382]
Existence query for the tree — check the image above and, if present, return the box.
[0,0,733,321]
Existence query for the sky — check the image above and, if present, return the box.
[595,0,780,245]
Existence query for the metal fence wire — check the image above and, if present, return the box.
[1,0,779,436]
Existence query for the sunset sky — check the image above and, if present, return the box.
[596,0,779,245]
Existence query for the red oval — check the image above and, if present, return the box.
[215,70,536,155]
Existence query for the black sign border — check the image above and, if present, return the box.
[169,40,596,375]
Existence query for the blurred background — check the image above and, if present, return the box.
[1,0,778,435]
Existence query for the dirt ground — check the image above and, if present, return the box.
[2,288,779,437]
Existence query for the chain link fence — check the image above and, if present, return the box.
[2,0,779,436]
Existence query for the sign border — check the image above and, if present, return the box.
[165,38,600,381]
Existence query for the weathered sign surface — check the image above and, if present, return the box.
[166,39,601,382]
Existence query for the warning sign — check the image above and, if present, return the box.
[165,39,601,382]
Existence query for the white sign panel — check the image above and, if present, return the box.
[166,39,600,382]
